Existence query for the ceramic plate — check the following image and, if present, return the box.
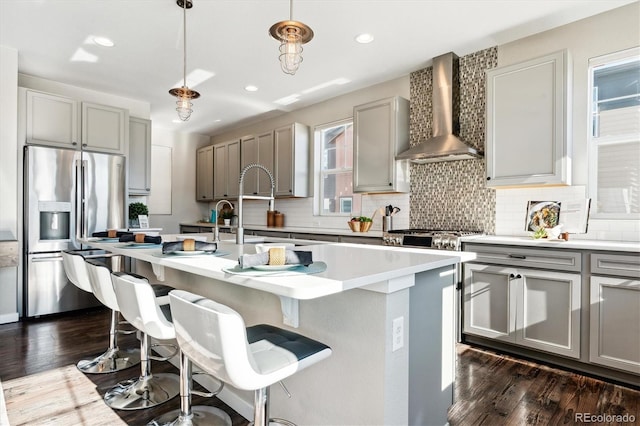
[172,250,206,256]
[100,238,120,242]
[252,264,299,271]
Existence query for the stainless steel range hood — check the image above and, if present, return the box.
[396,52,482,163]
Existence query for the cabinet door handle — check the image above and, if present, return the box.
[389,182,392,186]
[515,274,522,279]
[82,143,87,147]
[509,273,516,279]
[486,177,491,181]
[508,254,526,259]
[72,141,78,146]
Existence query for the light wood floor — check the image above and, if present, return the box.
[1,308,638,425]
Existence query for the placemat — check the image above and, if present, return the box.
[152,250,230,258]
[119,243,163,249]
[222,261,327,276]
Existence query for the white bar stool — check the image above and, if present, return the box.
[61,251,139,374]
[106,272,180,410]
[168,290,332,426]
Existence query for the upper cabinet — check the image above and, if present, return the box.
[274,123,309,197]
[26,90,79,148]
[214,139,241,199]
[353,96,410,193]
[81,102,128,154]
[485,50,571,187]
[241,131,275,196]
[128,117,152,195]
[196,145,214,201]
[24,89,128,155]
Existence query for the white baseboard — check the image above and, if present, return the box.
[0,312,19,324]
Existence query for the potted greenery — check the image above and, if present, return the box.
[220,209,234,226]
[128,202,148,228]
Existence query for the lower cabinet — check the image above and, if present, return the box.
[464,263,581,359]
[589,253,640,375]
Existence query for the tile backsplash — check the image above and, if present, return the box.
[409,47,498,233]
[222,193,410,233]
[496,186,640,242]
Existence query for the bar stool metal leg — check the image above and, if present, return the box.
[77,309,140,374]
[148,351,231,425]
[104,333,180,410]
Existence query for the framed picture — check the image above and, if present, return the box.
[525,201,560,231]
[138,215,149,229]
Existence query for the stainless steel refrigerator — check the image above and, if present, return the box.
[23,145,126,317]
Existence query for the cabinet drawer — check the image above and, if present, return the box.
[591,253,640,278]
[464,244,581,272]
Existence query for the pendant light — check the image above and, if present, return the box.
[169,0,200,121]
[269,0,314,75]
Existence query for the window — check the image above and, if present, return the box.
[315,119,361,216]
[588,47,640,218]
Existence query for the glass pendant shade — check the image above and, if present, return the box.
[169,86,200,122]
[279,28,304,75]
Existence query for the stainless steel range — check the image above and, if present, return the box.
[383,229,482,251]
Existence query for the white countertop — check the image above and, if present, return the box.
[180,222,383,238]
[463,235,640,253]
[82,237,474,299]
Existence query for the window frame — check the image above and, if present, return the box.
[587,46,640,220]
[313,117,361,217]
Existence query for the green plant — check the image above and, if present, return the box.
[350,216,372,222]
[220,209,234,220]
[128,202,148,220]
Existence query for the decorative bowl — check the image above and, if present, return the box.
[348,221,372,232]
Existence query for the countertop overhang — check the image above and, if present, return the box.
[463,235,640,253]
[81,237,474,300]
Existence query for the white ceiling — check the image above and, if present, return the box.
[1,0,635,136]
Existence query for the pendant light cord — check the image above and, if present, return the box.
[182,0,187,88]
[289,0,293,20]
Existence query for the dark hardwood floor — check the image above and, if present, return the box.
[1,308,638,425]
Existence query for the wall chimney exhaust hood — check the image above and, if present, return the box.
[396,52,483,163]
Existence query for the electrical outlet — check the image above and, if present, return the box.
[392,316,404,352]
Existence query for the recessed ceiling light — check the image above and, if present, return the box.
[93,36,115,47]
[245,85,259,92]
[355,33,374,44]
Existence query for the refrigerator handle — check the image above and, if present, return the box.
[75,157,82,241]
[81,159,88,238]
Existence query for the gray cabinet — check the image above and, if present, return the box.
[463,244,581,358]
[241,131,274,196]
[24,89,128,155]
[214,139,240,199]
[26,89,79,148]
[274,123,309,197]
[81,101,128,154]
[128,117,152,195]
[485,50,571,187]
[196,145,214,201]
[353,96,410,193]
[589,253,640,374]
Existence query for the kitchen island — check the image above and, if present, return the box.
[83,235,474,425]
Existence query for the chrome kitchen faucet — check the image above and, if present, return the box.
[236,164,275,244]
[213,199,234,242]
